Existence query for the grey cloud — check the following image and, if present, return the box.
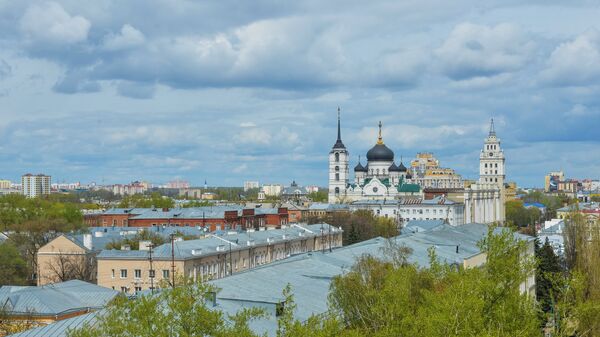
[0,59,11,79]
[53,69,101,93]
[436,23,535,80]
[116,81,155,99]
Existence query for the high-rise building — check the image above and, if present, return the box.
[22,174,51,198]
[243,181,259,191]
[0,179,11,189]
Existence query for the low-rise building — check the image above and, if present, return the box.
[96,224,343,293]
[349,196,465,226]
[97,206,290,231]
[0,280,117,327]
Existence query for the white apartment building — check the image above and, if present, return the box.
[261,184,283,196]
[244,181,260,191]
[22,174,51,198]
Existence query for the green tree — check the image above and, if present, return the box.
[68,280,265,337]
[535,237,562,313]
[0,242,28,285]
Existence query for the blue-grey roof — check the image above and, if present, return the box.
[97,224,341,261]
[208,222,530,336]
[308,203,349,211]
[0,280,118,317]
[401,219,446,234]
[16,223,533,337]
[8,311,99,337]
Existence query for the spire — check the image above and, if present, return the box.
[489,118,496,137]
[377,121,384,145]
[332,107,346,149]
[337,106,341,141]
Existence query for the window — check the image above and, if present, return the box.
[149,270,155,278]
[335,153,339,162]
[495,163,498,168]
[335,187,340,195]
[112,219,117,226]
[484,163,487,168]
[120,269,127,278]
[121,287,128,293]
[335,166,339,171]
[135,286,142,293]
[134,269,141,279]
[111,269,115,278]
[335,173,339,181]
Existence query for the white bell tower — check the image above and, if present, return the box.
[328,107,349,203]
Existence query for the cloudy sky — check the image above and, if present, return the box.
[1,1,600,187]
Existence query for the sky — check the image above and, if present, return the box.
[1,1,600,188]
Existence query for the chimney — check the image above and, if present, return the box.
[83,234,93,250]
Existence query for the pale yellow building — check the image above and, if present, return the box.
[96,224,342,293]
[37,234,96,286]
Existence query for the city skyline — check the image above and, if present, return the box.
[1,1,600,187]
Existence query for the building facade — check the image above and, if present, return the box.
[463,119,505,224]
[349,196,465,226]
[21,174,51,198]
[96,224,343,293]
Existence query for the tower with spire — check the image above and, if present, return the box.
[479,118,506,221]
[328,107,349,203]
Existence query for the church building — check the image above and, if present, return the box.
[328,109,421,203]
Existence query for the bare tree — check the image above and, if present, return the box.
[45,251,96,284]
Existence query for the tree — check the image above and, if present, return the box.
[44,252,96,284]
[68,280,265,337]
[327,226,541,336]
[105,230,166,250]
[535,237,562,313]
[307,191,328,203]
[0,242,28,285]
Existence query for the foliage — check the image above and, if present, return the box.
[535,237,563,313]
[67,280,266,337]
[505,199,541,228]
[0,194,87,284]
[0,242,28,286]
[326,226,541,337]
[118,192,174,208]
[307,210,398,245]
[44,252,97,284]
[307,190,328,203]
[522,191,575,220]
[182,200,214,207]
[105,230,166,250]
[554,209,600,336]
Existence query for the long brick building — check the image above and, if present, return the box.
[94,206,289,232]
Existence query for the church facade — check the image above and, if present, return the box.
[328,110,421,203]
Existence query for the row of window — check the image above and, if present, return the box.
[484,163,499,168]
[112,268,169,279]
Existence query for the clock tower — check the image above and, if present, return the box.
[479,118,505,222]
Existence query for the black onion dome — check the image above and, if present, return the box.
[366,144,394,162]
[398,161,407,172]
[354,162,367,172]
[389,162,400,172]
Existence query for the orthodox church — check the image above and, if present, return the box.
[328,110,421,203]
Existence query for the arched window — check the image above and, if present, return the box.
[335,173,339,181]
[335,153,339,162]
[376,169,380,175]
[495,163,498,168]
[335,187,340,195]
[484,163,487,168]
[335,166,339,172]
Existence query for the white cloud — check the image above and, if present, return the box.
[541,30,600,86]
[436,22,534,80]
[240,122,257,128]
[20,2,91,44]
[103,24,145,50]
